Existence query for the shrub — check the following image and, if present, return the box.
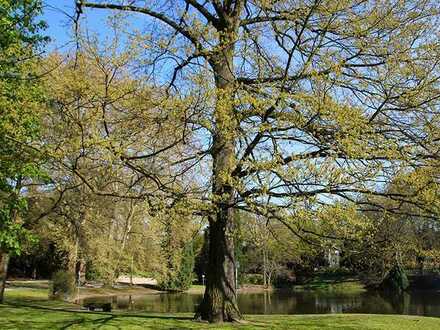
[273,269,296,288]
[242,273,264,285]
[50,270,76,300]
[175,242,195,290]
[160,242,195,291]
[319,266,352,277]
[381,265,409,292]
[85,261,100,281]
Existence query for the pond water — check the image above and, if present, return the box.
[79,289,440,317]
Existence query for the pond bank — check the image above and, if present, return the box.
[7,280,272,300]
[6,279,161,300]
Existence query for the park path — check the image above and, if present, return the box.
[116,276,157,286]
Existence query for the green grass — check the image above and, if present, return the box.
[291,272,366,294]
[187,284,205,294]
[6,280,49,290]
[1,286,440,329]
[292,280,366,294]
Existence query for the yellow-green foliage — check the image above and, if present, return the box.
[0,0,47,255]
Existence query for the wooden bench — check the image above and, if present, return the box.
[83,302,112,312]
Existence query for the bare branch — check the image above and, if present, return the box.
[79,1,203,50]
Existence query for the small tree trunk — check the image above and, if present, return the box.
[130,255,134,286]
[1,179,22,303]
[267,269,272,289]
[77,259,86,285]
[62,236,78,299]
[0,252,10,303]
[263,249,268,288]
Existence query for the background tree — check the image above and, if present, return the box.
[347,168,440,285]
[0,0,47,303]
[38,45,202,291]
[241,212,301,288]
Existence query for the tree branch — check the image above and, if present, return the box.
[184,0,219,27]
[79,1,203,50]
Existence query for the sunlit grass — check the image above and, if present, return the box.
[292,280,366,294]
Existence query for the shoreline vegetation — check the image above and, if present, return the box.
[1,283,440,329]
[5,280,275,299]
[6,275,364,301]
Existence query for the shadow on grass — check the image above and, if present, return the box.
[1,301,193,321]
[0,303,273,329]
[57,315,119,330]
[0,302,206,330]
[6,281,50,290]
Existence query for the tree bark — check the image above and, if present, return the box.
[195,215,240,322]
[195,15,241,321]
[263,249,268,288]
[77,259,86,285]
[0,251,10,303]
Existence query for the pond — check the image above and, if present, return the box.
[79,289,440,317]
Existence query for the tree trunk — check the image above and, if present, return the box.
[77,259,86,285]
[196,122,240,321]
[0,252,10,303]
[195,215,240,322]
[195,19,242,320]
[63,235,78,298]
[263,249,268,288]
[1,179,22,303]
[267,269,272,289]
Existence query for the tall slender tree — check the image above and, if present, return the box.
[0,0,47,303]
[74,0,439,322]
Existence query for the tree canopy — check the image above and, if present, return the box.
[0,0,47,302]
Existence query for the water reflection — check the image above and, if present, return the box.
[79,289,440,317]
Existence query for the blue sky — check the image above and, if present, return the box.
[42,0,116,51]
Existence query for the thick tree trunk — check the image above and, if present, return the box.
[196,119,240,321]
[195,214,240,322]
[0,252,10,303]
[194,3,244,322]
[195,22,242,321]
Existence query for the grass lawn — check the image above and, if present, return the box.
[292,279,366,293]
[291,272,367,294]
[1,286,440,329]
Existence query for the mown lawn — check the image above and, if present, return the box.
[1,286,440,329]
[292,279,366,293]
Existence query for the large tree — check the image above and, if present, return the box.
[0,0,47,303]
[74,0,439,322]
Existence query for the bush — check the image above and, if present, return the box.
[381,265,409,292]
[318,266,352,277]
[85,261,100,281]
[273,269,296,288]
[50,270,76,300]
[175,242,195,290]
[160,243,195,291]
[242,273,264,285]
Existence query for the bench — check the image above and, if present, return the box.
[83,302,112,312]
